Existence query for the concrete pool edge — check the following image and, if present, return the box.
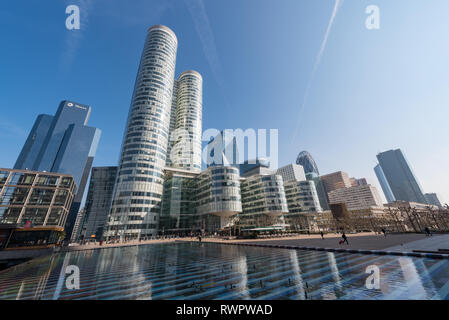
[181,241,449,260]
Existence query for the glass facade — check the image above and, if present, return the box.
[106,25,178,241]
[240,174,288,229]
[376,149,426,204]
[13,100,101,239]
[160,172,198,234]
[169,70,203,171]
[296,151,320,176]
[78,167,117,240]
[196,166,242,232]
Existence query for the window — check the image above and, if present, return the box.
[0,171,10,184]
[0,187,29,205]
[35,175,59,186]
[28,189,55,205]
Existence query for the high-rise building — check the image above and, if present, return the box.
[296,151,320,176]
[328,184,384,210]
[320,171,352,194]
[169,71,203,172]
[14,100,101,239]
[375,149,427,204]
[374,164,396,203]
[276,164,307,183]
[78,167,117,240]
[105,25,179,241]
[424,193,443,208]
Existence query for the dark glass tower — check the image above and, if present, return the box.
[375,149,426,204]
[14,100,101,238]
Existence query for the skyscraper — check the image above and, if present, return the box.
[79,167,117,240]
[169,70,203,172]
[374,164,396,203]
[296,151,320,176]
[14,100,101,238]
[105,25,179,240]
[375,149,426,204]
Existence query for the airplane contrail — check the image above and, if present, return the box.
[290,0,344,147]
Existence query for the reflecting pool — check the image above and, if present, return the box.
[0,242,448,300]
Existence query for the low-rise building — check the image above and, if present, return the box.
[0,168,76,249]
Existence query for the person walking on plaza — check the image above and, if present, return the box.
[341,232,349,245]
[381,228,387,237]
[320,231,324,240]
[198,235,202,242]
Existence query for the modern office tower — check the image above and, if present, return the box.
[350,178,367,187]
[276,164,307,182]
[169,70,203,172]
[78,167,117,240]
[374,164,396,203]
[375,149,427,204]
[14,100,101,239]
[327,184,384,210]
[239,173,289,229]
[160,168,199,235]
[320,171,352,194]
[305,172,330,211]
[238,158,270,176]
[296,151,320,175]
[0,168,75,249]
[14,115,54,170]
[284,180,323,213]
[424,193,443,208]
[105,25,178,241]
[166,80,178,167]
[196,166,242,232]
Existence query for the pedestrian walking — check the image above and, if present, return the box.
[320,231,324,239]
[342,232,349,245]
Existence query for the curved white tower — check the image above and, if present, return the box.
[170,70,203,172]
[105,25,178,240]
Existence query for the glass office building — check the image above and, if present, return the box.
[169,70,203,172]
[375,149,427,204]
[78,167,117,240]
[296,151,320,176]
[160,169,199,234]
[14,101,101,239]
[374,164,396,203]
[106,25,178,241]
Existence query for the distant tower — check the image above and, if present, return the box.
[296,151,320,176]
[375,149,426,204]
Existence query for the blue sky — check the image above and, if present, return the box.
[0,0,448,204]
